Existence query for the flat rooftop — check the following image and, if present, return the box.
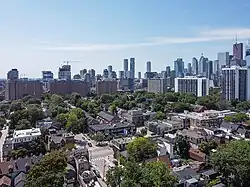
[178,110,235,120]
[13,128,41,138]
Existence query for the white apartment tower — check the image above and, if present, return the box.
[175,76,209,97]
[222,66,250,101]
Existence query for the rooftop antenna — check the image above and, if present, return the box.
[235,32,238,44]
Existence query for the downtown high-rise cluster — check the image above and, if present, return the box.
[1,39,250,102]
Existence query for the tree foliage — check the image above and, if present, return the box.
[127,137,157,162]
[92,132,105,142]
[211,140,250,186]
[106,160,177,187]
[174,136,190,159]
[56,108,87,134]
[224,113,249,123]
[199,140,218,155]
[25,150,67,187]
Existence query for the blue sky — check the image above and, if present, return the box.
[0,0,250,78]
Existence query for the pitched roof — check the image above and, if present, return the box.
[0,175,11,186]
[14,171,26,185]
[97,111,115,122]
[0,155,43,175]
[50,136,64,144]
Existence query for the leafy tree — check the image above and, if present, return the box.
[50,94,64,105]
[27,104,44,126]
[106,160,177,187]
[0,117,6,129]
[197,96,218,110]
[9,109,29,129]
[174,136,190,159]
[100,94,115,104]
[23,95,41,105]
[106,165,124,187]
[140,161,178,187]
[0,103,10,117]
[211,140,250,186]
[178,93,197,104]
[236,101,250,111]
[92,132,105,142]
[127,137,157,162]
[172,102,191,113]
[224,113,249,123]
[199,140,218,155]
[140,128,147,136]
[156,111,165,120]
[65,113,78,132]
[71,108,85,119]
[109,104,117,115]
[70,92,82,106]
[25,150,67,187]
[16,119,32,130]
[164,92,178,102]
[10,99,24,112]
[56,113,68,126]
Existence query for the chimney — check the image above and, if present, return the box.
[25,162,30,173]
[8,165,14,173]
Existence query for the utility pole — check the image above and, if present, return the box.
[103,159,106,180]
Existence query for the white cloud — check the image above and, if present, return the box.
[38,28,250,51]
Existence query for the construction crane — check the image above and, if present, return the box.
[63,60,81,65]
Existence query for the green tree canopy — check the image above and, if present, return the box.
[199,140,218,155]
[0,103,10,117]
[70,92,82,106]
[92,132,105,142]
[211,140,250,186]
[127,137,157,162]
[106,160,177,187]
[25,150,67,187]
[174,136,190,159]
[224,113,249,123]
[156,111,165,120]
[10,99,24,112]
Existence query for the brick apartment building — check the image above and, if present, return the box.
[96,80,117,95]
[5,79,43,100]
[48,80,90,96]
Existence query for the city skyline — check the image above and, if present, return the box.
[1,0,250,77]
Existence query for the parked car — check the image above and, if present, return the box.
[88,142,93,147]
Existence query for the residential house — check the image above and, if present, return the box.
[64,164,76,187]
[47,136,65,151]
[97,111,120,124]
[143,111,157,121]
[111,137,134,159]
[155,137,175,159]
[36,118,61,130]
[146,119,184,135]
[47,132,74,151]
[0,155,43,175]
[88,121,136,136]
[12,128,41,149]
[200,169,218,181]
[122,109,144,126]
[177,129,206,148]
[14,171,26,187]
[178,110,236,128]
[192,105,207,113]
[173,165,204,187]
[189,148,207,162]
[0,175,11,187]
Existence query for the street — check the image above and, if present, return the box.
[74,133,115,182]
[0,125,9,161]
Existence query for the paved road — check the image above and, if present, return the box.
[0,125,9,161]
[89,145,115,181]
[74,133,115,183]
